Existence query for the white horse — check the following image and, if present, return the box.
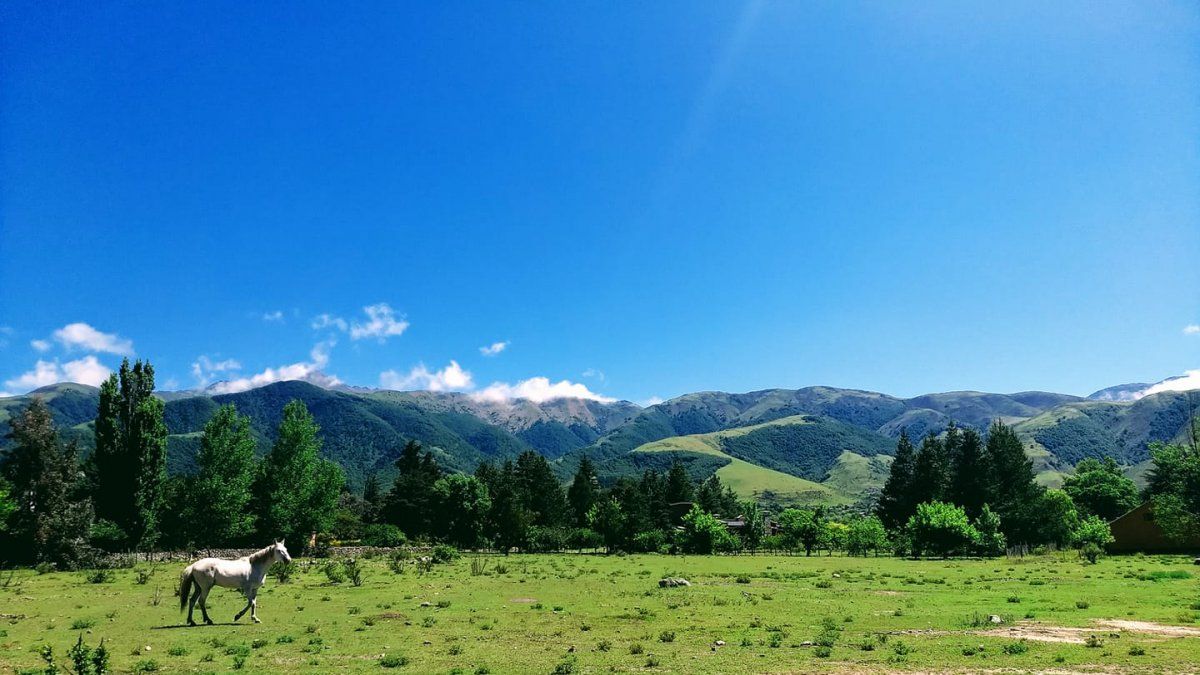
[179,540,292,625]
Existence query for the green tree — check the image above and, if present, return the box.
[779,507,825,556]
[433,473,492,548]
[846,515,888,557]
[93,359,167,549]
[256,400,344,545]
[361,472,383,524]
[1062,457,1139,520]
[186,404,258,546]
[0,479,15,532]
[664,459,693,504]
[948,427,989,518]
[2,398,94,566]
[907,501,978,558]
[1146,439,1200,543]
[514,451,569,528]
[478,460,531,552]
[382,440,442,538]
[1073,514,1114,562]
[738,500,765,550]
[566,456,600,527]
[1037,489,1081,548]
[586,497,626,553]
[983,420,1043,544]
[877,430,919,530]
[973,504,1006,557]
[911,432,949,505]
[678,504,738,554]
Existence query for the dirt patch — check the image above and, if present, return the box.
[978,619,1200,644]
[373,612,408,620]
[1095,619,1200,637]
[509,597,538,603]
[872,590,904,596]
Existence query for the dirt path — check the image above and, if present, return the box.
[977,619,1200,644]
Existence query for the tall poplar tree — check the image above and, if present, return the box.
[911,432,950,505]
[256,400,343,546]
[93,359,167,549]
[948,427,989,518]
[983,420,1043,544]
[186,404,258,545]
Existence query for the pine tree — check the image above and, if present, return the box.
[566,456,599,527]
[665,459,693,504]
[911,432,949,505]
[876,430,918,530]
[361,473,383,524]
[3,399,94,566]
[382,440,441,538]
[948,427,989,518]
[983,420,1044,544]
[257,400,344,546]
[93,359,167,549]
[186,404,257,546]
[514,451,568,528]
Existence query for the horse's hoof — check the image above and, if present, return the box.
[188,621,196,627]
[252,618,261,624]
[204,619,214,626]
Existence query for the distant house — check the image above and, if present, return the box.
[668,502,779,535]
[1108,502,1200,553]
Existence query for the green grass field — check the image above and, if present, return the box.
[2,553,1200,673]
[633,417,849,505]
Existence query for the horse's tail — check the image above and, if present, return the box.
[179,564,195,612]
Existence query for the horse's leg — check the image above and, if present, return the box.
[233,586,253,622]
[249,587,261,623]
[186,575,200,626]
[198,581,214,625]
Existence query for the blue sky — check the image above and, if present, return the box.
[1,1,1198,403]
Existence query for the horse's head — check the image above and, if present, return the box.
[274,539,292,564]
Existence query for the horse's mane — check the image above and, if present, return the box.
[246,544,275,565]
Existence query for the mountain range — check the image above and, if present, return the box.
[1,376,1196,507]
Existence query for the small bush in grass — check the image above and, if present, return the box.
[276,635,294,644]
[251,638,268,649]
[645,654,661,667]
[86,570,113,584]
[167,646,188,657]
[1076,600,1090,609]
[1007,596,1021,604]
[597,639,611,652]
[36,562,55,575]
[551,656,577,674]
[134,568,153,585]
[1129,646,1146,656]
[892,641,911,656]
[224,644,250,657]
[70,618,96,630]
[344,558,364,587]
[133,659,159,673]
[814,645,832,658]
[231,655,247,670]
[860,640,875,651]
[200,653,214,662]
[630,643,644,655]
[448,644,463,656]
[735,575,750,584]
[380,654,409,668]
[815,579,832,589]
[437,599,451,609]
[1002,640,1029,655]
[474,667,490,675]
[322,561,346,584]
[659,630,675,643]
[271,560,298,584]
[431,544,459,564]
[1085,635,1104,648]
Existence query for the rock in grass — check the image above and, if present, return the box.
[658,578,690,588]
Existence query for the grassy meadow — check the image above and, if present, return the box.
[2,552,1200,673]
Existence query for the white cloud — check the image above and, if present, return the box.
[479,341,509,356]
[1184,324,1200,335]
[191,355,243,387]
[4,356,112,392]
[31,339,51,352]
[472,377,615,404]
[582,368,606,382]
[350,303,409,341]
[312,313,348,331]
[1140,369,1200,398]
[207,342,340,394]
[380,361,474,392]
[641,396,665,407]
[51,322,134,355]
[262,310,285,322]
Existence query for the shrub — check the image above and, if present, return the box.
[659,630,676,643]
[343,558,364,587]
[629,643,644,655]
[362,524,407,548]
[271,560,298,584]
[380,654,409,668]
[814,645,832,658]
[736,575,751,584]
[322,561,346,584]
[1076,600,1090,609]
[678,506,739,554]
[1073,515,1114,558]
[388,551,408,574]
[906,501,978,558]
[1129,645,1146,656]
[132,659,159,672]
[551,656,577,674]
[431,544,459,564]
[1002,640,1029,655]
[134,568,153,585]
[86,570,113,584]
[630,529,671,554]
[70,618,96,630]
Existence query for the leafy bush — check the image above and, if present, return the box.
[361,524,407,548]
[906,501,978,558]
[678,506,739,554]
[343,558,363,587]
[431,544,459,564]
[1073,515,1114,561]
[630,529,671,554]
[85,570,114,584]
[379,654,409,668]
[322,561,346,584]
